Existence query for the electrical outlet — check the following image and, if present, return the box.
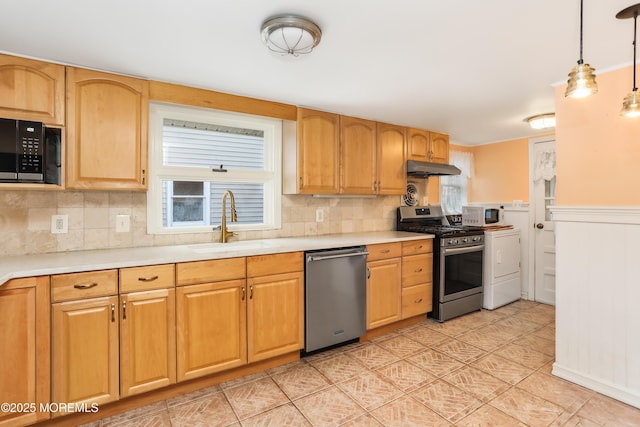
[115,215,131,233]
[315,208,324,223]
[51,214,68,234]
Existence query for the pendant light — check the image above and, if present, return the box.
[565,0,599,98]
[617,4,640,117]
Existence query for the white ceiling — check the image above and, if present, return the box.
[0,0,636,145]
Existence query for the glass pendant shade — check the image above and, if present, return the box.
[621,89,640,117]
[565,62,599,98]
[261,15,321,56]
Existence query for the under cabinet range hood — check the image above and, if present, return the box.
[406,160,461,177]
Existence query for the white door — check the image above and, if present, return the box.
[531,138,556,305]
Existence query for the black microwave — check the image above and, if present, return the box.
[0,118,61,184]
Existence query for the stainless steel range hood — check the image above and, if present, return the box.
[407,160,461,177]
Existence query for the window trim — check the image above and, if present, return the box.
[147,102,282,234]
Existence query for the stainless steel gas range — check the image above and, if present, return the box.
[397,205,484,322]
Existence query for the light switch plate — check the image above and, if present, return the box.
[315,208,324,222]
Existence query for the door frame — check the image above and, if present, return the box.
[527,135,555,301]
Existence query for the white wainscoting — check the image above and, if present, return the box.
[552,206,640,409]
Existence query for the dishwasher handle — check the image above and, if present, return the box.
[307,251,369,263]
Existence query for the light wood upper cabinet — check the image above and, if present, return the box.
[407,128,450,164]
[51,296,120,412]
[66,67,149,190]
[0,277,50,427]
[429,132,450,164]
[294,108,340,194]
[340,116,377,194]
[0,54,65,125]
[376,123,407,194]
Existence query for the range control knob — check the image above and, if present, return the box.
[462,237,469,243]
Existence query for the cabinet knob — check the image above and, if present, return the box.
[535,223,544,229]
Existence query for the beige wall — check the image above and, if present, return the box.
[555,64,640,205]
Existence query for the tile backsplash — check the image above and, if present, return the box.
[0,190,402,257]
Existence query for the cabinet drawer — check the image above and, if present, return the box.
[402,254,433,287]
[51,270,118,302]
[176,257,245,286]
[247,252,303,277]
[120,264,175,293]
[366,242,402,261]
[402,284,432,319]
[402,239,433,256]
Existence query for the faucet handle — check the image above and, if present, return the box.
[212,225,221,231]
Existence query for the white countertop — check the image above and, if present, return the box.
[0,231,431,287]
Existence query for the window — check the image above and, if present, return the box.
[440,150,474,215]
[148,102,282,234]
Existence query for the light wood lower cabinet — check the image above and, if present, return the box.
[401,239,434,319]
[51,296,120,411]
[0,277,50,427]
[366,243,402,330]
[176,279,247,381]
[120,288,176,397]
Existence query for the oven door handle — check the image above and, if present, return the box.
[443,245,484,256]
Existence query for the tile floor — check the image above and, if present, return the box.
[84,300,640,426]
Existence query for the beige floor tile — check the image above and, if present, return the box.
[489,387,565,427]
[456,404,527,427]
[293,386,365,426]
[572,393,640,426]
[375,359,437,392]
[471,353,535,385]
[223,377,289,420]
[375,334,427,358]
[407,348,464,377]
[101,401,168,426]
[517,371,594,412]
[456,328,511,352]
[338,371,404,411]
[340,413,384,426]
[369,395,450,427]
[424,318,476,337]
[168,392,238,427]
[498,316,544,334]
[346,342,401,369]
[271,363,331,400]
[410,379,482,423]
[532,323,556,341]
[512,334,556,357]
[538,360,555,375]
[442,365,509,402]
[399,324,451,347]
[220,370,269,390]
[240,402,311,427]
[166,384,221,407]
[494,342,554,369]
[433,338,487,363]
[310,353,369,383]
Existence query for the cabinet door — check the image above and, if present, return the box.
[428,132,450,164]
[377,123,406,195]
[0,277,50,426]
[407,128,429,162]
[340,116,376,194]
[296,108,340,194]
[176,280,247,381]
[120,288,176,398]
[51,296,119,411]
[247,271,304,362]
[66,67,149,190]
[0,54,65,125]
[366,258,402,330]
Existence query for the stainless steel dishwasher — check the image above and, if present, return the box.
[304,246,368,353]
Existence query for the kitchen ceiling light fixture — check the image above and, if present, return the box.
[565,0,599,98]
[617,3,640,118]
[260,15,321,56]
[526,113,556,130]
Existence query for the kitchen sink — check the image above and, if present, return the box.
[187,240,279,254]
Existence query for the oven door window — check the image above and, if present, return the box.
[443,248,483,300]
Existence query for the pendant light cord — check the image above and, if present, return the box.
[578,0,584,64]
[633,10,637,91]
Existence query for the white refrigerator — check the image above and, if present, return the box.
[483,228,521,309]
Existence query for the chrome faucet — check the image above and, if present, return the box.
[219,190,237,243]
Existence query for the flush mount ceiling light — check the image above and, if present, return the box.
[260,15,321,56]
[526,113,556,130]
[565,0,599,98]
[617,3,640,118]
